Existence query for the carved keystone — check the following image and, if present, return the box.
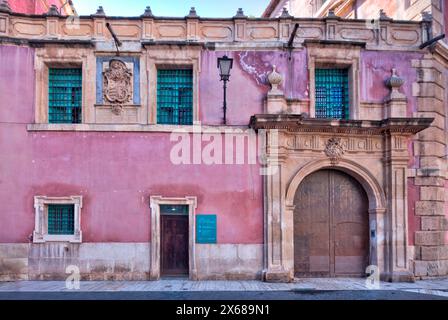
[325,137,345,164]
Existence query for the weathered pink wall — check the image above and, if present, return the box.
[360,51,423,117]
[200,50,308,125]
[0,44,263,244]
[9,0,64,15]
[0,45,430,245]
[353,0,399,19]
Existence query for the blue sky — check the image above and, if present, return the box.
[73,0,271,18]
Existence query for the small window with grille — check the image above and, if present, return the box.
[315,68,349,119]
[157,69,193,125]
[47,204,75,235]
[48,68,82,124]
[33,196,82,243]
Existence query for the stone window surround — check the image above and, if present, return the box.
[33,196,83,243]
[307,44,361,120]
[146,47,201,125]
[149,196,197,280]
[34,53,89,124]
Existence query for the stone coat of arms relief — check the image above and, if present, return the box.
[103,59,133,115]
[325,137,345,164]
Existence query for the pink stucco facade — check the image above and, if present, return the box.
[0,45,264,244]
[0,3,446,281]
[0,44,428,244]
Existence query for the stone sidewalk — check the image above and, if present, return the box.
[0,278,447,296]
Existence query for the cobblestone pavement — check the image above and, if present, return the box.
[0,278,447,296]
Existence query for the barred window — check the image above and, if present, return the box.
[47,204,75,235]
[315,68,349,119]
[48,68,82,124]
[157,69,193,125]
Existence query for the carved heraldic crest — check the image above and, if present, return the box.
[325,137,345,164]
[103,59,132,115]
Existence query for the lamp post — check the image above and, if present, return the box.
[217,55,233,125]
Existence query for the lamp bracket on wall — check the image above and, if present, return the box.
[106,22,123,56]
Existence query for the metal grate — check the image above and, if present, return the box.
[48,68,82,124]
[47,204,75,235]
[160,204,189,215]
[315,68,349,119]
[157,69,193,125]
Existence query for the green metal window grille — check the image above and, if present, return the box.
[47,204,75,235]
[160,204,189,215]
[315,68,349,119]
[157,69,193,125]
[48,68,82,123]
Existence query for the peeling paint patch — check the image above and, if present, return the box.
[236,51,278,86]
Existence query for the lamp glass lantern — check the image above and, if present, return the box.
[217,55,233,81]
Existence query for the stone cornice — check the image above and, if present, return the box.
[249,114,434,135]
[0,11,427,51]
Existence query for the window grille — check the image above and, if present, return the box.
[315,68,349,119]
[48,68,82,123]
[47,204,75,235]
[157,69,193,125]
[160,204,189,215]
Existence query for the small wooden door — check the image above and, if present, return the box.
[294,169,369,277]
[161,215,189,276]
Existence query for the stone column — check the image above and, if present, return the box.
[141,6,154,40]
[92,6,106,40]
[46,5,60,39]
[384,132,414,281]
[412,55,448,278]
[0,1,11,37]
[263,129,291,282]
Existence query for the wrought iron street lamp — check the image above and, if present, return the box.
[217,55,233,125]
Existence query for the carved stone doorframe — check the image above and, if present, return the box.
[149,196,198,280]
[250,115,433,282]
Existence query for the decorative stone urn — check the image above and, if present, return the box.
[385,68,405,100]
[267,65,283,96]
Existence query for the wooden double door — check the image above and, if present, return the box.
[294,169,369,277]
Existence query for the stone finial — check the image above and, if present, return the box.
[0,0,11,13]
[47,4,60,16]
[327,9,337,18]
[187,7,198,18]
[267,65,283,95]
[379,9,392,21]
[234,8,247,18]
[421,11,433,22]
[141,6,153,17]
[280,7,292,18]
[93,6,106,17]
[385,68,405,100]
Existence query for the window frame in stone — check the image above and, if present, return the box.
[33,196,83,243]
[156,68,194,125]
[314,68,350,119]
[48,67,83,124]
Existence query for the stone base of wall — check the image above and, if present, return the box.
[0,243,150,281]
[0,243,264,281]
[195,244,263,280]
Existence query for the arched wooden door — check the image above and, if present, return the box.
[293,169,369,277]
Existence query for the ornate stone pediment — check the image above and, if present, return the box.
[103,59,133,114]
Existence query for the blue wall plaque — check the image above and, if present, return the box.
[196,214,217,244]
